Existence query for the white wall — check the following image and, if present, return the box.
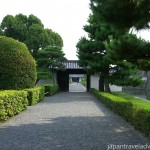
[110,84,122,92]
[90,75,99,90]
[90,75,122,92]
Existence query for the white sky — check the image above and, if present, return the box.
[0,0,149,60]
[0,0,91,60]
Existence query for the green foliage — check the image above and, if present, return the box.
[77,0,149,93]
[91,88,150,137]
[77,13,143,92]
[0,85,58,122]
[37,46,66,80]
[1,15,18,38]
[91,0,150,30]
[0,29,3,36]
[15,14,28,42]
[26,24,49,58]
[90,0,150,71]
[0,36,37,90]
[25,86,45,106]
[42,84,59,96]
[0,14,64,58]
[38,86,45,101]
[113,92,150,110]
[0,100,7,121]
[27,14,44,28]
[37,46,66,68]
[37,68,54,80]
[0,90,28,122]
[80,75,87,87]
[106,34,150,71]
[109,61,143,86]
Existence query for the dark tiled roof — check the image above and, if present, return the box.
[63,60,82,69]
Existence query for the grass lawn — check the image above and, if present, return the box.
[113,92,150,110]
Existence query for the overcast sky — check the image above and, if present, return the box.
[0,0,149,60]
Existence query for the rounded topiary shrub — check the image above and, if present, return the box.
[0,36,37,90]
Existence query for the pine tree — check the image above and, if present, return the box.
[90,0,150,71]
[77,14,142,92]
[37,46,66,82]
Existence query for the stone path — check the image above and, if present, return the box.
[0,91,150,150]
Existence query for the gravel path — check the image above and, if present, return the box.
[0,92,150,150]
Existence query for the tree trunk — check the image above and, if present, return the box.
[104,78,111,93]
[145,71,150,90]
[104,65,111,93]
[99,74,104,92]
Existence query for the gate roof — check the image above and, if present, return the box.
[63,60,82,69]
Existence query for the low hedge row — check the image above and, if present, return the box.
[0,84,59,122]
[43,84,59,96]
[91,88,150,137]
[25,86,45,106]
[0,90,28,121]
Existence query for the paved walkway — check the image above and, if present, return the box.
[0,92,150,150]
[69,82,86,92]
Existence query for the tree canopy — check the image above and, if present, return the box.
[0,14,63,58]
[77,0,149,92]
[37,46,66,81]
[90,0,150,31]
[90,0,150,71]
[0,13,65,81]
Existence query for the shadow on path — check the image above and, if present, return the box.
[0,92,150,150]
[1,116,150,150]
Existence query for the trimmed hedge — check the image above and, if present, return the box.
[91,88,150,137]
[0,85,58,122]
[43,84,58,96]
[0,90,28,122]
[0,36,37,90]
[25,86,45,106]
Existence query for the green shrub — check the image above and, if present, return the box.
[43,84,58,96]
[0,90,28,122]
[91,88,150,137]
[0,99,7,121]
[25,86,45,106]
[0,36,37,90]
[39,86,45,101]
[113,92,150,110]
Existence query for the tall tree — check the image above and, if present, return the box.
[105,33,150,71]
[1,15,17,38]
[0,14,64,58]
[77,13,143,92]
[15,14,28,42]
[0,29,3,35]
[90,0,150,71]
[37,46,66,82]
[45,29,63,47]
[26,24,49,58]
[27,14,44,28]
[90,0,150,31]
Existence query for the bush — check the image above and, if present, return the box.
[38,86,45,101]
[0,100,7,121]
[91,88,150,137]
[0,36,37,90]
[43,84,58,96]
[25,86,45,106]
[0,84,58,122]
[0,90,28,122]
